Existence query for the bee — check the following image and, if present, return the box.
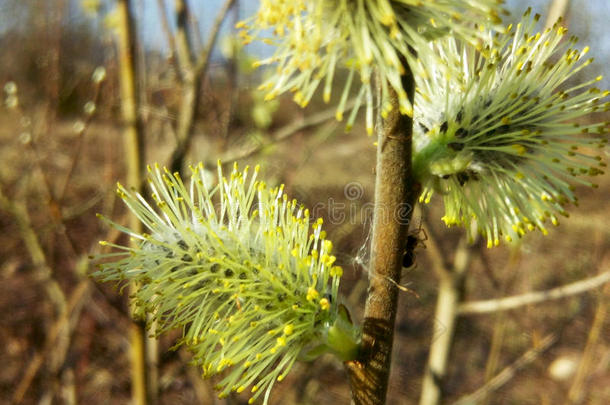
[402,221,427,268]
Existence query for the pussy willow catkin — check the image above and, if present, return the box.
[93,162,359,404]
[412,10,609,247]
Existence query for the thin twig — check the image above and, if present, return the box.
[480,313,507,405]
[421,222,452,279]
[195,0,236,76]
[0,186,66,314]
[60,368,77,405]
[478,246,523,405]
[174,0,196,74]
[545,0,571,29]
[222,98,356,162]
[1,181,71,404]
[12,281,90,404]
[219,0,241,143]
[566,283,609,404]
[155,0,180,71]
[59,77,104,204]
[169,0,235,173]
[116,1,151,404]
[451,333,559,405]
[419,236,476,405]
[458,271,610,315]
[20,129,81,258]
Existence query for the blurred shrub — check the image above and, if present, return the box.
[0,2,109,116]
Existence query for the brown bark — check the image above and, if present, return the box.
[346,69,416,405]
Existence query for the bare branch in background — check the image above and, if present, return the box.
[0,187,66,317]
[458,270,610,315]
[12,281,90,404]
[115,1,152,404]
[169,0,236,174]
[566,284,609,404]
[419,232,478,405]
[155,0,179,71]
[545,0,571,29]
[220,0,240,142]
[451,333,559,405]
[421,224,453,280]
[0,183,78,405]
[59,78,104,204]
[222,98,356,163]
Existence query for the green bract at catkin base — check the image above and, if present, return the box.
[92,162,360,404]
[412,9,609,248]
[238,0,506,135]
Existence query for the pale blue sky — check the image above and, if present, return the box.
[1,0,607,61]
[138,0,609,81]
[0,0,607,83]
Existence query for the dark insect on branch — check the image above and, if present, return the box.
[402,222,428,268]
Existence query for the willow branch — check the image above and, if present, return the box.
[12,281,89,404]
[117,0,145,194]
[0,186,66,315]
[458,270,610,315]
[419,236,476,405]
[169,0,235,173]
[155,0,180,72]
[545,0,571,29]
[451,333,558,405]
[173,0,196,74]
[345,69,416,405]
[220,0,240,141]
[195,0,236,78]
[59,78,103,204]
[116,1,151,404]
[421,222,453,279]
[566,284,608,403]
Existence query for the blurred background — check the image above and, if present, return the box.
[0,0,608,404]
